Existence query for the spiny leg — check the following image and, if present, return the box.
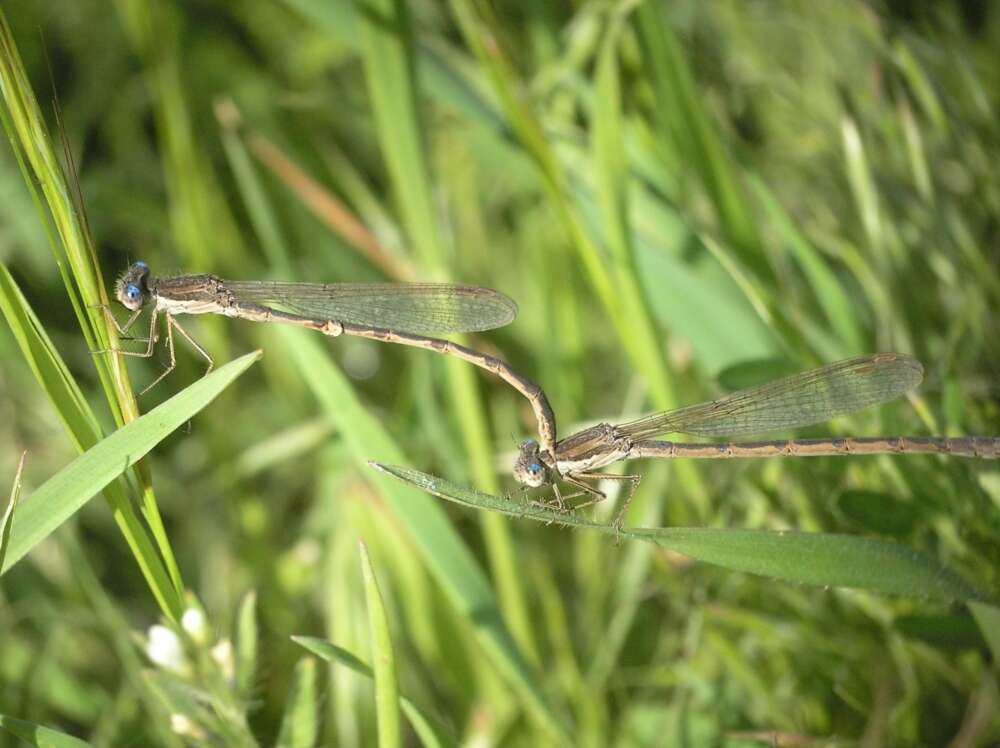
[567,471,642,540]
[137,314,215,395]
[93,306,159,358]
[559,473,607,510]
[530,479,595,510]
[92,303,143,337]
[167,315,214,376]
[138,312,179,395]
[608,473,642,534]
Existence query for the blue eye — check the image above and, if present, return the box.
[528,463,541,474]
[127,284,141,300]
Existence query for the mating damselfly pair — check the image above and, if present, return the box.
[102,263,1000,527]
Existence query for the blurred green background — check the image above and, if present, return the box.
[2,0,999,745]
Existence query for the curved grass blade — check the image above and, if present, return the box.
[292,636,455,748]
[0,451,26,572]
[0,715,92,747]
[1,352,260,576]
[370,464,987,603]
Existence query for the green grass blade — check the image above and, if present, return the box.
[0,9,191,616]
[749,177,862,355]
[279,328,567,741]
[968,601,1000,661]
[357,0,541,680]
[0,451,26,574]
[292,636,455,748]
[0,715,93,748]
[371,464,987,603]
[0,9,135,422]
[215,102,292,275]
[1,351,260,576]
[234,590,259,701]
[0,265,102,453]
[0,262,185,617]
[113,0,244,270]
[275,658,319,748]
[358,0,438,268]
[359,541,400,748]
[634,0,770,282]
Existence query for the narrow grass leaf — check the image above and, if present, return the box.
[634,1,770,283]
[356,0,539,667]
[359,542,401,748]
[234,590,258,699]
[0,16,189,617]
[275,658,319,748]
[281,0,506,132]
[358,0,439,268]
[591,9,678,411]
[0,261,185,618]
[842,118,883,255]
[1,352,260,575]
[968,601,1000,661]
[750,179,862,354]
[293,636,455,748]
[280,328,566,741]
[0,716,93,748]
[215,101,291,274]
[0,451,26,571]
[0,264,102,453]
[372,464,986,603]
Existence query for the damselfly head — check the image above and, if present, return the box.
[513,438,548,488]
[115,261,150,310]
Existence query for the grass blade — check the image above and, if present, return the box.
[275,658,319,748]
[0,716,93,748]
[371,464,987,603]
[0,451,26,575]
[352,0,545,711]
[634,0,769,282]
[280,328,566,741]
[359,541,400,748]
[1,351,260,575]
[293,636,455,748]
[234,590,259,701]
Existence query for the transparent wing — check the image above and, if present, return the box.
[618,354,924,439]
[224,281,517,335]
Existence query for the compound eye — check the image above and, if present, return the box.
[126,284,141,301]
[528,462,542,476]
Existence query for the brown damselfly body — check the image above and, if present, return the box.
[100,262,557,452]
[513,353,1000,528]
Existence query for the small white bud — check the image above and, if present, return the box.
[170,713,205,739]
[211,638,235,682]
[181,607,209,644]
[146,624,185,673]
